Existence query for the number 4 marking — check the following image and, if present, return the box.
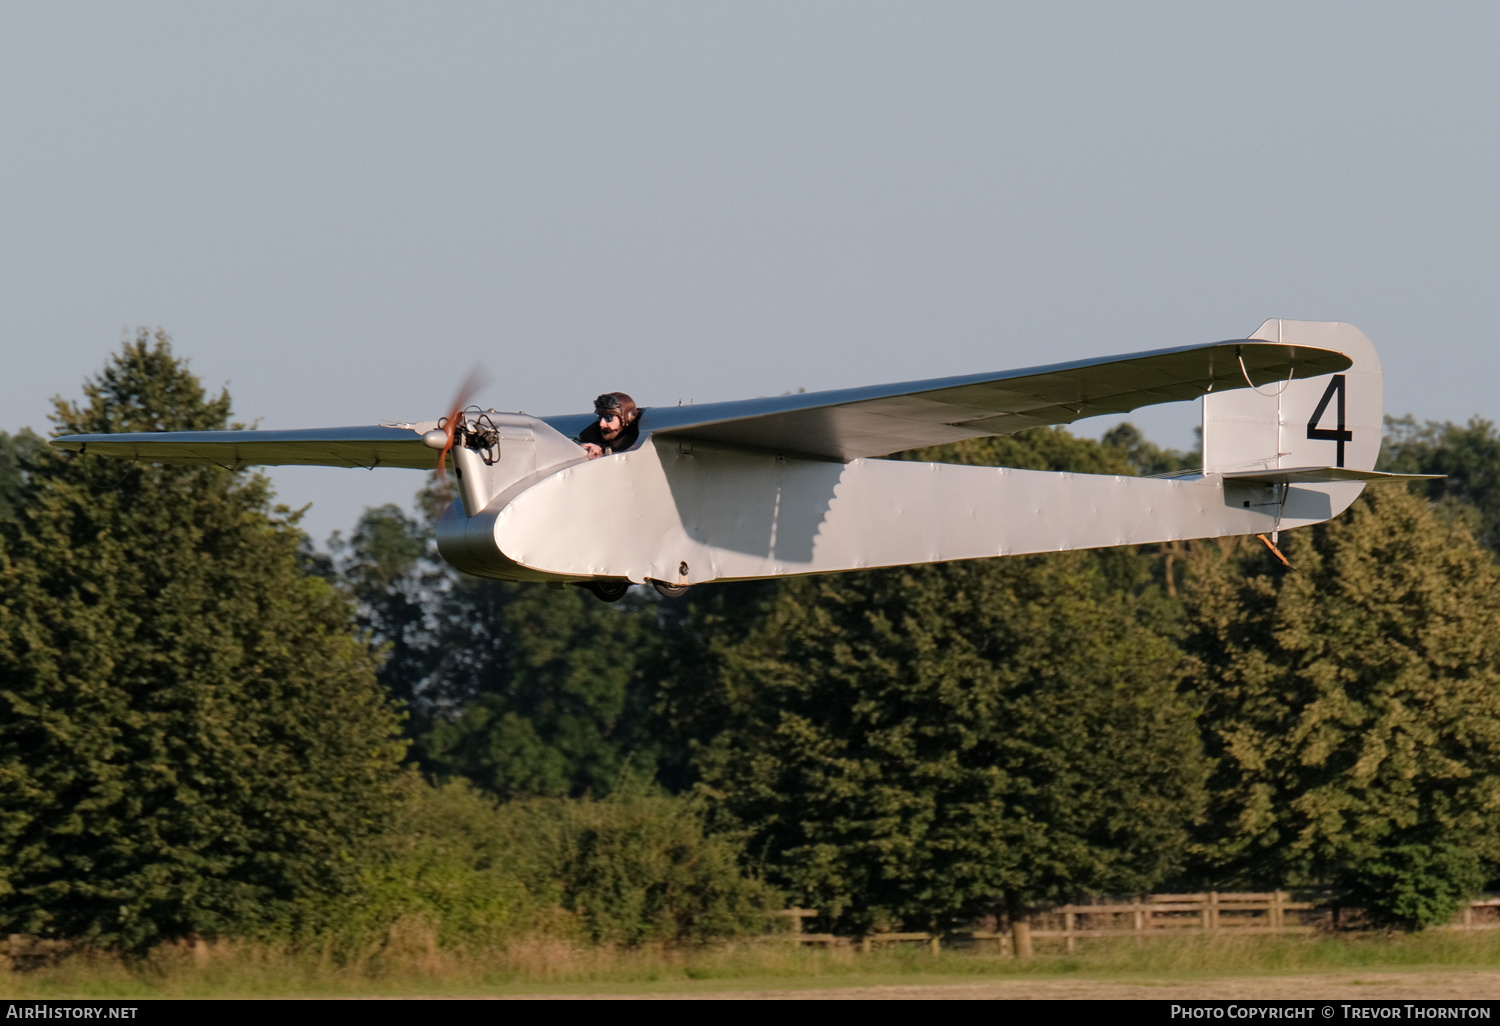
[1306,374,1352,468]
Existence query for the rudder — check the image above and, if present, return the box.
[1202,319,1383,476]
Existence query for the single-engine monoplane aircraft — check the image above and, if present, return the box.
[52,319,1434,601]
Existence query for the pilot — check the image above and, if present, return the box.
[577,392,641,459]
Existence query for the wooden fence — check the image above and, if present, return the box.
[778,892,1500,954]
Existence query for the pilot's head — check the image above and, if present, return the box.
[593,392,638,442]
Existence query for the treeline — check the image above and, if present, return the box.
[4,334,1500,954]
[339,419,1500,936]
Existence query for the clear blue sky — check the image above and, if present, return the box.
[4,2,1496,543]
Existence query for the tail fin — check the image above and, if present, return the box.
[1203,320,1383,475]
[1203,319,1384,529]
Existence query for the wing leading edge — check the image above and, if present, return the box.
[48,424,436,469]
[623,339,1352,461]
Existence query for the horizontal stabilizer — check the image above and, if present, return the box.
[1222,467,1444,485]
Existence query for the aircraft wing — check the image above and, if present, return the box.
[628,340,1352,461]
[48,424,435,469]
[51,340,1351,470]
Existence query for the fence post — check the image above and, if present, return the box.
[1207,891,1218,932]
[1012,919,1034,960]
[1064,910,1076,954]
[778,907,818,943]
[1271,891,1284,931]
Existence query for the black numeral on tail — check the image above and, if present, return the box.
[1306,374,1352,468]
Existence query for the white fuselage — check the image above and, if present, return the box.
[436,430,1361,586]
[437,319,1381,586]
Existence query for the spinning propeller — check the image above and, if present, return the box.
[421,364,493,505]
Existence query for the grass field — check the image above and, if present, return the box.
[5,931,1500,999]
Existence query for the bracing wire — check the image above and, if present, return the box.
[1238,354,1295,397]
[76,451,139,492]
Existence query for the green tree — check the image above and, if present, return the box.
[497,785,780,944]
[0,330,407,949]
[331,503,445,732]
[335,496,667,799]
[301,777,778,950]
[345,423,1188,802]
[678,556,1206,935]
[307,776,538,952]
[0,429,45,523]
[418,579,665,798]
[1100,422,1199,477]
[1382,415,1500,551]
[904,424,1138,474]
[651,579,780,793]
[1183,485,1500,929]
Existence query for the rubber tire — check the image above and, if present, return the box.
[652,582,690,598]
[586,581,631,603]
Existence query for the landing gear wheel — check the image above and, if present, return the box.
[651,582,690,598]
[586,581,631,603]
